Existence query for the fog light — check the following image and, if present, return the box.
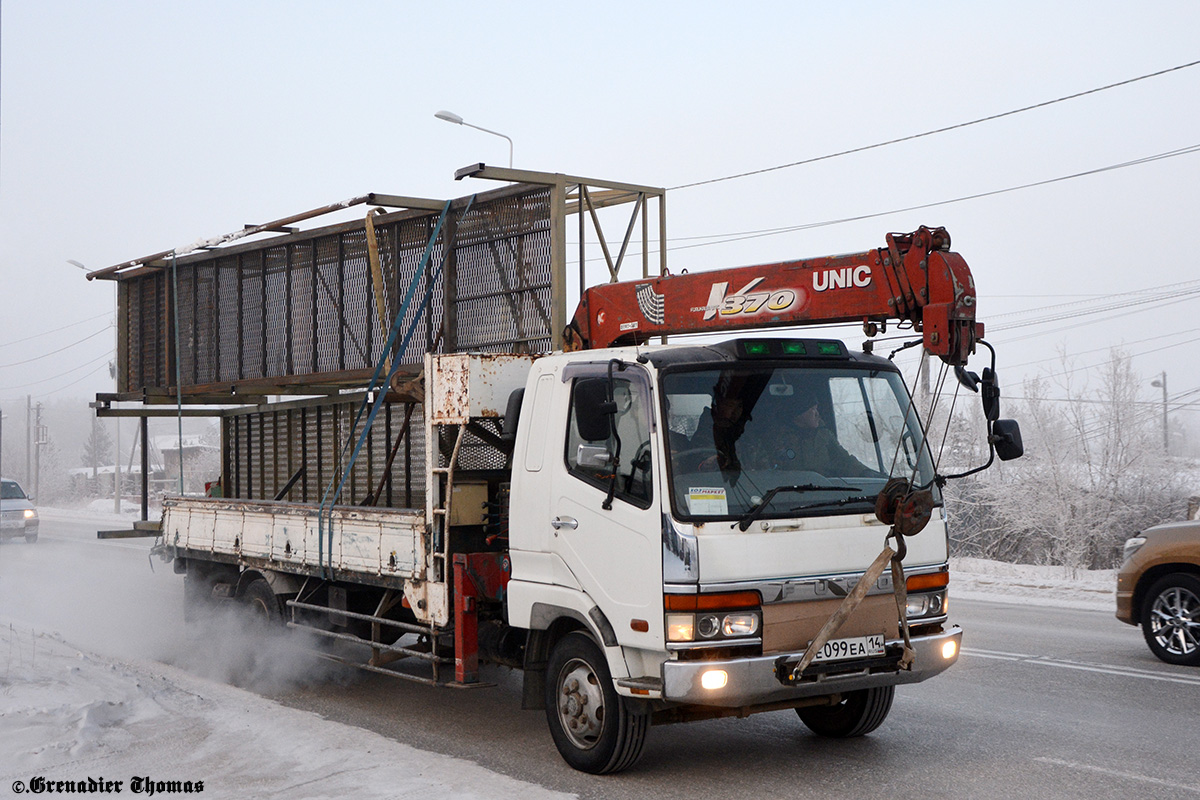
[701,669,728,690]
[942,640,958,659]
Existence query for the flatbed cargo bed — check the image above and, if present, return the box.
[161,496,427,589]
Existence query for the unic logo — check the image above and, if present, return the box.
[700,277,798,321]
[812,265,872,292]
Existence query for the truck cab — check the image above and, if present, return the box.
[506,337,961,771]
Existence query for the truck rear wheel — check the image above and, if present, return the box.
[544,631,648,774]
[796,686,894,738]
[240,577,283,627]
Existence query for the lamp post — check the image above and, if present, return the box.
[1150,372,1168,454]
[69,260,121,511]
[434,110,513,167]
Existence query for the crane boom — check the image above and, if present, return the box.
[565,226,981,365]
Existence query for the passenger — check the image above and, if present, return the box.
[765,392,879,477]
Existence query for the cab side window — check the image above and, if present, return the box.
[565,376,653,507]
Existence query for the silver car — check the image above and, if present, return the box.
[0,478,39,543]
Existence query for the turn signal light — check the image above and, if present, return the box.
[907,571,949,592]
[664,591,760,611]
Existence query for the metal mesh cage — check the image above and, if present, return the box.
[224,399,427,509]
[118,186,556,395]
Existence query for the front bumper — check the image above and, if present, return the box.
[661,626,962,707]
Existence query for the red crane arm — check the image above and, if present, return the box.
[564,226,981,366]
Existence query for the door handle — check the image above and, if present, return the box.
[551,516,579,531]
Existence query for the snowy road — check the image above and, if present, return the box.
[2,513,1198,799]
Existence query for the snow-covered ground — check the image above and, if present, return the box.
[1,509,1117,797]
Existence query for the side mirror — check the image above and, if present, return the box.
[576,443,613,469]
[980,367,1000,422]
[500,388,524,449]
[991,419,1023,461]
[573,378,617,442]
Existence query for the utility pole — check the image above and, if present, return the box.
[26,395,32,486]
[33,402,44,500]
[1151,372,1168,454]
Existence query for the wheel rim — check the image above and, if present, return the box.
[1150,586,1200,657]
[556,657,606,749]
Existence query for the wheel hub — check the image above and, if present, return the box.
[558,661,604,748]
[1151,587,1200,655]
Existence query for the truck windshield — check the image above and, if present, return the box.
[661,365,937,521]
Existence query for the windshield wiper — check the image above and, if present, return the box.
[788,495,875,513]
[737,485,860,531]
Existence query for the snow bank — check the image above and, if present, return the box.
[0,626,575,800]
[952,556,1116,611]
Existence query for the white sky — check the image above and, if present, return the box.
[2,1,1199,422]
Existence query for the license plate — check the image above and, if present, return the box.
[812,634,886,662]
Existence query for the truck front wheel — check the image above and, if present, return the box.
[544,631,648,774]
[796,685,894,738]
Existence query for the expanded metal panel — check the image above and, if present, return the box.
[435,419,508,472]
[453,189,554,353]
[121,274,168,392]
[119,186,556,395]
[224,400,426,509]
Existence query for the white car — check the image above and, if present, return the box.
[0,478,39,543]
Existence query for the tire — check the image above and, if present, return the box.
[797,685,895,738]
[544,631,649,774]
[239,577,283,627]
[24,532,37,543]
[1140,573,1200,666]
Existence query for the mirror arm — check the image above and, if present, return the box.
[935,339,1003,484]
[601,359,628,511]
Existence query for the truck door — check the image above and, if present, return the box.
[549,365,662,649]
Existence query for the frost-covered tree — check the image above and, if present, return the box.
[944,350,1192,569]
[80,420,114,470]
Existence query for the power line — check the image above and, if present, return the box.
[664,143,1200,253]
[0,327,112,368]
[0,351,113,391]
[670,58,1200,191]
[1006,327,1200,370]
[990,293,1200,345]
[987,281,1200,332]
[0,312,113,348]
[39,361,114,398]
[988,278,1200,321]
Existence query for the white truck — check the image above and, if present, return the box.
[92,171,1021,773]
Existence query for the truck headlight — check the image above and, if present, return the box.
[664,591,761,645]
[24,509,36,519]
[721,613,760,637]
[906,590,947,620]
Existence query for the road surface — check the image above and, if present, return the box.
[3,513,1197,799]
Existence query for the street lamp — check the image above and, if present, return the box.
[70,259,121,511]
[1151,372,1168,454]
[434,109,514,167]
